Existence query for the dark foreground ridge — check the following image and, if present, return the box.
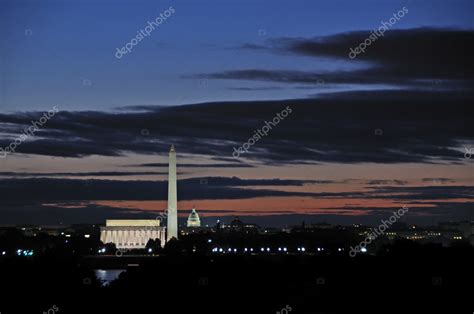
[1,243,472,314]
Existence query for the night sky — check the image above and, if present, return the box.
[0,0,473,226]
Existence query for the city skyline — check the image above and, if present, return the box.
[0,0,473,226]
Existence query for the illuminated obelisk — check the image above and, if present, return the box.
[167,144,178,241]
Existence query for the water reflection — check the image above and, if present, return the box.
[94,269,125,286]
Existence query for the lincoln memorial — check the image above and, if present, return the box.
[100,219,166,249]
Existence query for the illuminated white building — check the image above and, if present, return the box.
[100,219,166,249]
[186,207,201,227]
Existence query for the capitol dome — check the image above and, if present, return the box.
[187,207,201,227]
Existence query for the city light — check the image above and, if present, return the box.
[16,249,34,256]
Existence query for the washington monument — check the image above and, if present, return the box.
[167,144,178,240]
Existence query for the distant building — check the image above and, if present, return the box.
[310,222,333,229]
[18,225,71,237]
[220,217,260,234]
[292,222,334,232]
[100,219,166,249]
[439,221,473,238]
[187,207,201,227]
[382,221,472,246]
[229,217,244,230]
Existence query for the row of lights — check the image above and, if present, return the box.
[98,248,154,254]
[17,249,34,256]
[212,247,345,253]
[60,232,90,238]
[1,250,35,257]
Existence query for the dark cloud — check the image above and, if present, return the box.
[191,69,333,86]
[127,162,254,168]
[366,185,474,200]
[227,86,286,91]
[321,201,473,226]
[2,29,474,165]
[1,201,470,227]
[315,185,474,201]
[230,28,474,89]
[0,177,472,225]
[0,171,169,178]
[0,202,162,226]
[0,177,321,202]
[0,177,472,202]
[366,180,407,185]
[0,90,473,164]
